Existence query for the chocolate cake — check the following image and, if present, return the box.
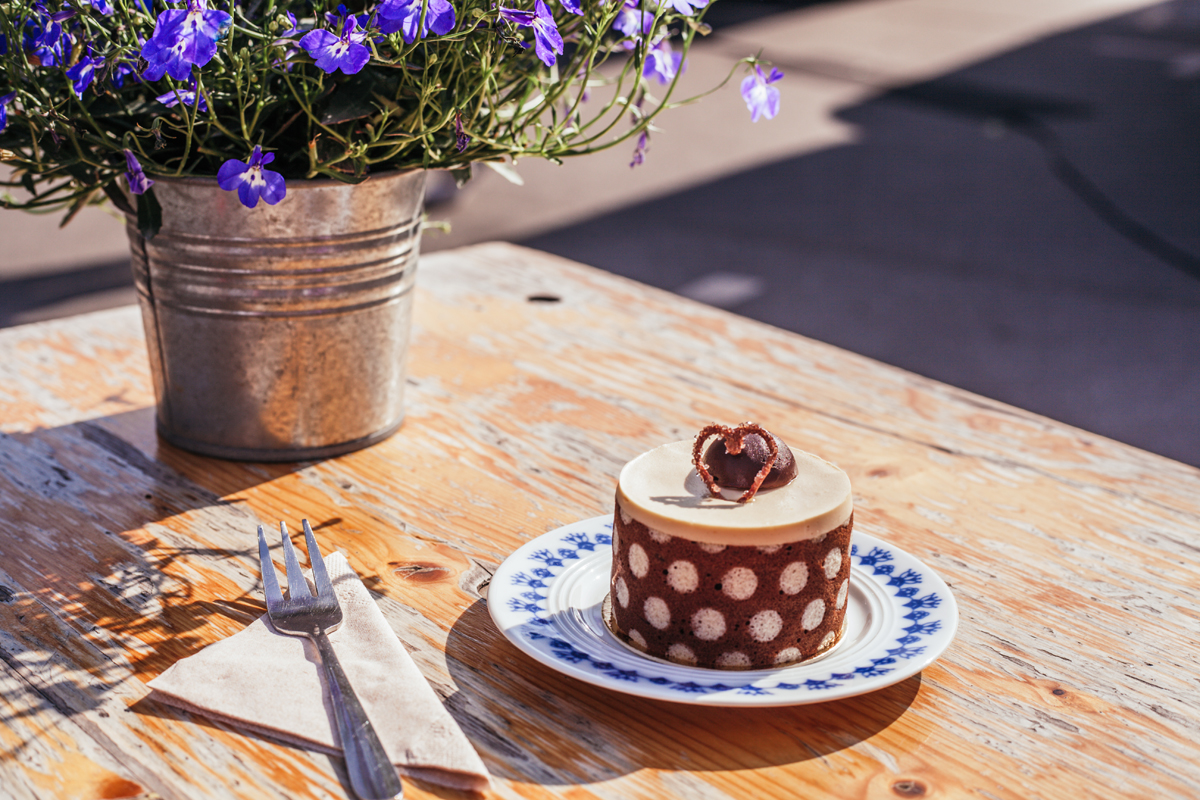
[607,424,853,669]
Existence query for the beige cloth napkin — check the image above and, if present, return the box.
[147,553,490,792]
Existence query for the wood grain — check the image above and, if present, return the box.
[1,242,1198,799]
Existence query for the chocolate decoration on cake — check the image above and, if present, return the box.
[693,423,796,502]
[704,431,797,493]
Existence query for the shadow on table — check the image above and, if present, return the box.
[0,406,348,681]
[130,697,484,800]
[442,599,920,784]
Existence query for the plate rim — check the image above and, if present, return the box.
[489,515,958,707]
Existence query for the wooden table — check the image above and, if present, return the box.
[1,243,1198,800]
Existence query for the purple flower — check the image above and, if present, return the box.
[217,146,287,209]
[156,77,207,111]
[613,0,653,41]
[110,60,141,87]
[278,11,301,37]
[89,0,115,15]
[741,65,782,122]
[299,11,370,74]
[498,0,562,67]
[497,7,534,25]
[643,37,681,85]
[141,0,231,82]
[560,0,582,15]
[124,150,154,195]
[666,0,707,14]
[0,92,16,133]
[454,111,470,153]
[378,0,456,43]
[629,130,648,168]
[23,16,69,67]
[269,12,304,68]
[66,51,105,98]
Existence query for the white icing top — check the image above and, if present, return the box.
[616,440,852,545]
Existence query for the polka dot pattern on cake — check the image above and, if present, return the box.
[721,566,757,600]
[780,561,808,594]
[628,543,649,578]
[667,560,699,593]
[692,608,727,641]
[608,507,854,669]
[644,596,670,629]
[802,599,826,631]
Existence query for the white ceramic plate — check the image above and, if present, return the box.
[488,516,958,707]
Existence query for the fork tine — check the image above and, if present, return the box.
[257,524,284,610]
[280,521,310,600]
[303,520,334,600]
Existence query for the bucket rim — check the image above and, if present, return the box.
[140,167,427,192]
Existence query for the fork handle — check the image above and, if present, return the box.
[312,628,405,800]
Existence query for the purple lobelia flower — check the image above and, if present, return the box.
[0,92,16,133]
[110,60,140,87]
[156,77,207,111]
[559,0,582,15]
[613,0,652,42]
[268,12,305,69]
[454,111,470,152]
[141,0,231,82]
[666,0,707,14]
[299,9,370,74]
[217,146,287,209]
[66,50,106,98]
[24,14,69,67]
[377,0,456,43]
[124,150,155,195]
[629,129,648,168]
[643,36,681,85]
[278,11,301,37]
[740,65,782,122]
[498,0,562,67]
[89,0,115,15]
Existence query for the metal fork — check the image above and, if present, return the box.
[257,520,403,800]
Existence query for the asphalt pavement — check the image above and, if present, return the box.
[520,0,1200,466]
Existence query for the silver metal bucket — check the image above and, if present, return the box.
[125,170,425,461]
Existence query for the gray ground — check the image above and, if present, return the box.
[2,0,1198,466]
[522,1,1200,466]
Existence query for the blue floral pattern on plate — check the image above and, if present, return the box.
[489,516,958,707]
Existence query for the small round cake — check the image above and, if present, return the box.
[607,424,853,669]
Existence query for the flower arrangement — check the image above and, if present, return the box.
[0,0,781,231]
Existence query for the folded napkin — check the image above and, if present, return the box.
[147,553,490,793]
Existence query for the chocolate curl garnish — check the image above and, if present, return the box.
[692,422,779,503]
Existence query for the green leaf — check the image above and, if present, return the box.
[137,187,162,240]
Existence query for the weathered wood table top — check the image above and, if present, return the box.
[1,242,1198,800]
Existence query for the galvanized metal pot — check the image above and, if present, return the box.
[125,170,425,461]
